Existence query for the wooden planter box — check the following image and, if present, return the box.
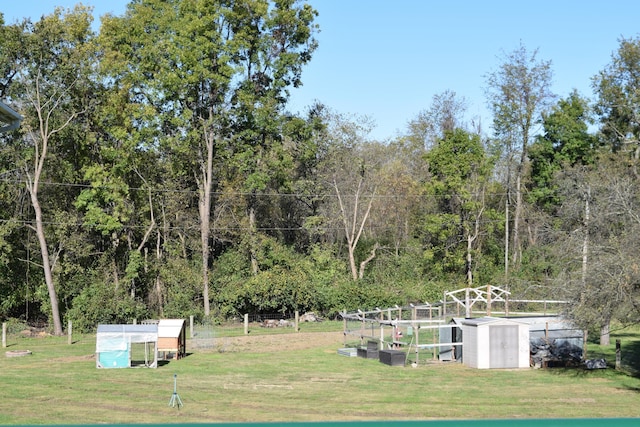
[379,349,406,366]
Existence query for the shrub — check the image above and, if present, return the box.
[66,282,148,332]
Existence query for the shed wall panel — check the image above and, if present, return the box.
[462,325,478,368]
[158,337,179,350]
[489,325,518,368]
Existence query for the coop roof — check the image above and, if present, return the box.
[96,324,158,352]
[158,319,185,339]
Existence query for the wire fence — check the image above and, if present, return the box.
[1,311,335,350]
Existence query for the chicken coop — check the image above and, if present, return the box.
[95,324,158,369]
[157,319,187,360]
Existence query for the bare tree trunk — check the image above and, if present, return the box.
[466,233,474,287]
[504,198,509,284]
[155,229,164,316]
[512,173,523,266]
[600,322,610,346]
[24,123,67,336]
[334,178,376,281]
[198,124,216,317]
[28,189,62,335]
[466,190,485,288]
[112,260,119,290]
[358,242,379,279]
[249,205,259,275]
[581,185,590,302]
[22,71,83,335]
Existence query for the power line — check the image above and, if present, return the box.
[0,177,510,199]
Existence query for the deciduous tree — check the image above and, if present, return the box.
[10,6,97,334]
[99,0,318,316]
[593,36,640,173]
[485,43,554,271]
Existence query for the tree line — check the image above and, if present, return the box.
[1,2,639,342]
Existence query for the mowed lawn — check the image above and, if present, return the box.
[1,323,640,424]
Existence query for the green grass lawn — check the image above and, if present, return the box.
[1,322,640,424]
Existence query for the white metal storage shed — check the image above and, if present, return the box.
[460,317,529,369]
[95,324,158,368]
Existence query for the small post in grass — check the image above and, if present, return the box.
[616,339,621,370]
[2,322,6,348]
[67,321,72,345]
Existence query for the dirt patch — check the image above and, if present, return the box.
[20,328,50,338]
[53,354,95,363]
[194,331,345,353]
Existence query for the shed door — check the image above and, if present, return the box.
[489,325,519,368]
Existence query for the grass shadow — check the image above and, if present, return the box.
[620,339,640,377]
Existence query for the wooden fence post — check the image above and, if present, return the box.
[342,312,347,347]
[244,313,249,335]
[2,322,6,348]
[67,321,72,345]
[616,339,621,370]
[190,315,194,339]
[360,311,365,346]
[295,310,299,332]
[442,291,447,318]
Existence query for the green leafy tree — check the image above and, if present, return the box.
[529,90,597,211]
[422,129,496,291]
[100,0,318,317]
[485,43,554,269]
[9,6,98,334]
[593,36,640,171]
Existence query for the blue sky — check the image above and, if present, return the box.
[3,1,640,140]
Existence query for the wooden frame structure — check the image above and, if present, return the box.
[341,285,573,368]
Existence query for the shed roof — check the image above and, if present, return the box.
[158,319,185,338]
[502,316,579,331]
[459,316,528,327]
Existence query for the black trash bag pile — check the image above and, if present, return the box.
[530,339,583,367]
[584,358,607,369]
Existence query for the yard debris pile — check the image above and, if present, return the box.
[530,339,583,367]
[299,312,323,322]
[19,327,50,338]
[261,319,294,328]
[258,312,322,328]
[584,358,607,369]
